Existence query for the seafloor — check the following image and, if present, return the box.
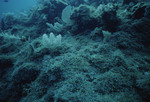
[0,0,150,102]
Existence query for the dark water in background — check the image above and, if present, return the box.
[0,0,37,19]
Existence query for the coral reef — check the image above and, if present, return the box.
[0,0,150,102]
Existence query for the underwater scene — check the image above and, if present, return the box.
[0,0,150,102]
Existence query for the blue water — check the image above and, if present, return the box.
[0,0,37,19]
